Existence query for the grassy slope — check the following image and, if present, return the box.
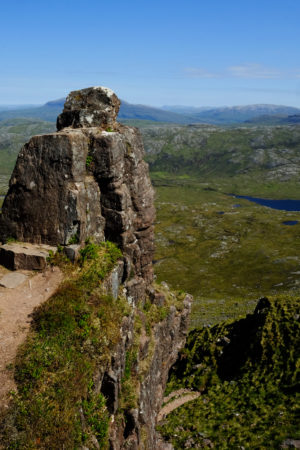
[154,177,300,326]
[142,125,300,188]
[158,295,300,449]
[0,242,124,448]
[0,241,187,448]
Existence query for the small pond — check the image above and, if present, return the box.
[231,194,300,212]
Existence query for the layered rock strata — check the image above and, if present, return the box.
[0,87,155,296]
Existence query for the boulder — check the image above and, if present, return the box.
[0,242,56,271]
[0,272,28,289]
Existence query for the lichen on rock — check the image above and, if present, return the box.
[57,86,121,130]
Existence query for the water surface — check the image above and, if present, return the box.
[282,221,299,226]
[232,194,300,212]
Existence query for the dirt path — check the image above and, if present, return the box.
[0,267,63,407]
[157,389,201,422]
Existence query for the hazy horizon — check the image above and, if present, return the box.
[0,99,299,110]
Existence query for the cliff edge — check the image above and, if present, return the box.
[0,87,192,449]
[0,86,155,300]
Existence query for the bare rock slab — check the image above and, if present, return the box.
[0,242,56,271]
[0,272,28,289]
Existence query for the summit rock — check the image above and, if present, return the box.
[57,86,121,130]
[0,87,155,295]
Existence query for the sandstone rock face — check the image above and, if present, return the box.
[0,86,155,291]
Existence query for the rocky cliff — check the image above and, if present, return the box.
[0,87,191,448]
[0,86,156,299]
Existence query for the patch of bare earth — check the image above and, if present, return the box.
[0,267,63,408]
[157,389,201,422]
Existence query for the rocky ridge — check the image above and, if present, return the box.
[0,86,156,299]
[0,87,191,448]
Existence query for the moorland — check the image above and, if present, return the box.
[1,118,300,326]
[0,109,299,448]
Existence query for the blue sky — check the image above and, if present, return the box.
[1,0,300,107]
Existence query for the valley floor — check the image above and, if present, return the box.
[153,175,300,326]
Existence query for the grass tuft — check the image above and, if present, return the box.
[0,241,123,449]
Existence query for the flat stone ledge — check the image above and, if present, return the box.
[0,242,57,271]
[0,272,28,289]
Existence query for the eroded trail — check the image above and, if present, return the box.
[0,267,63,407]
[157,389,201,422]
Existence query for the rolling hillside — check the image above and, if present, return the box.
[141,124,300,183]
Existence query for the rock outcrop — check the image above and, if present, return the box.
[0,86,155,297]
[0,87,191,448]
[0,242,56,271]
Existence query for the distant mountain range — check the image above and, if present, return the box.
[0,99,299,126]
[162,104,300,124]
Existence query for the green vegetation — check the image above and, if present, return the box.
[120,119,177,128]
[147,121,300,448]
[158,295,300,449]
[0,114,299,447]
[154,177,300,326]
[142,124,300,186]
[0,239,185,448]
[0,241,124,449]
[86,155,93,169]
[1,120,300,327]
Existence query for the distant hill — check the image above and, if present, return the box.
[163,104,300,124]
[1,117,300,192]
[0,100,65,122]
[1,99,299,125]
[282,114,300,124]
[0,99,194,125]
[245,114,300,126]
[118,101,194,123]
[162,105,214,114]
[141,123,300,181]
[0,105,38,112]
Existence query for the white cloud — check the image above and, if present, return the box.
[228,63,283,79]
[184,64,300,80]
